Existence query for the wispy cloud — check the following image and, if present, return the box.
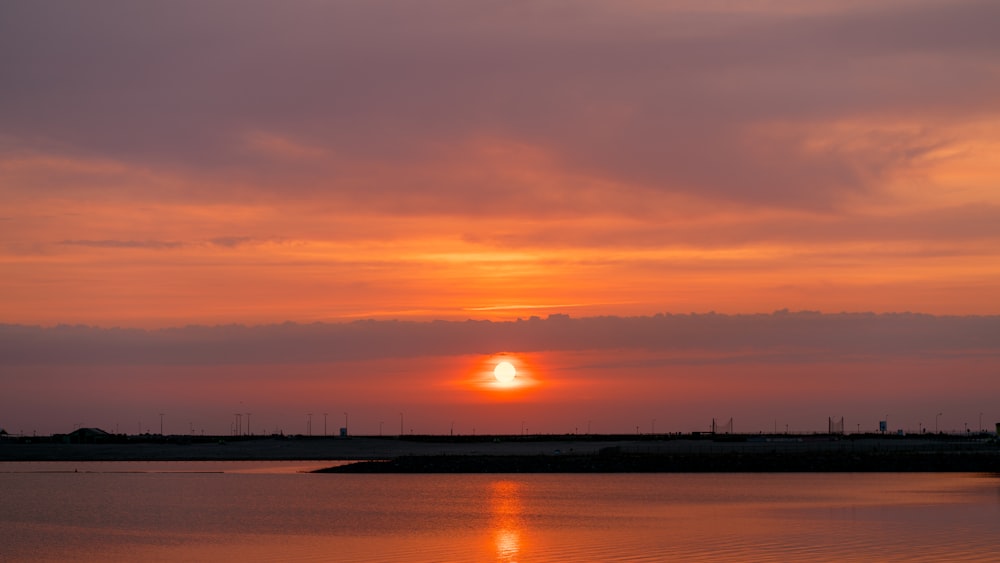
[57,237,268,250]
[59,239,184,250]
[207,236,255,248]
[464,303,600,312]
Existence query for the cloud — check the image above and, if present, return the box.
[59,239,184,250]
[3,311,998,436]
[465,203,1000,251]
[55,237,269,250]
[2,312,997,367]
[207,236,255,248]
[2,0,998,211]
[2,1,999,328]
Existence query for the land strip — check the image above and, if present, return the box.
[3,434,998,472]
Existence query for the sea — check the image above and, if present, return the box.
[1,462,998,562]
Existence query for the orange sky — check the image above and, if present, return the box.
[1,1,999,434]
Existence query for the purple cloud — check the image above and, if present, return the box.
[2,1,998,211]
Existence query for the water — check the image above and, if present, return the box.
[1,463,998,562]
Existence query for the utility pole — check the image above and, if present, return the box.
[159,413,165,436]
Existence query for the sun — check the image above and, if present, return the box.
[466,354,537,395]
[493,361,517,384]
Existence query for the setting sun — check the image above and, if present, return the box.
[459,354,543,398]
[494,361,517,384]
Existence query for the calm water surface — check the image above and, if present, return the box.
[1,462,998,562]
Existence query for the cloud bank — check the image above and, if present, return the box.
[3,0,999,211]
[3,312,998,436]
[3,312,998,366]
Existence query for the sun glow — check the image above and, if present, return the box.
[459,353,542,397]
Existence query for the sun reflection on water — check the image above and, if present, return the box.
[490,480,524,562]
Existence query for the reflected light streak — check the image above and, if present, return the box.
[490,480,524,562]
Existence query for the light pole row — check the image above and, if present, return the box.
[141,410,995,437]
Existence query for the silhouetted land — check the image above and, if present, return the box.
[318,450,1000,473]
[2,433,998,471]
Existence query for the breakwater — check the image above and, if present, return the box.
[317,450,1000,473]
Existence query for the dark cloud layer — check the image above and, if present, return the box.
[3,1,998,211]
[3,312,998,366]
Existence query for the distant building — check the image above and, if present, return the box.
[63,427,112,444]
